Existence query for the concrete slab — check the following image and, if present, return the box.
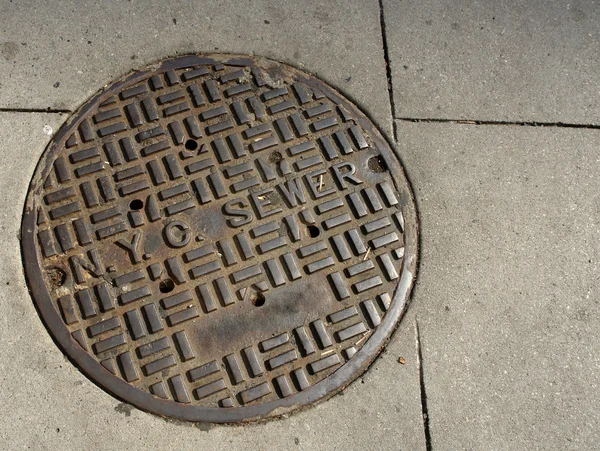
[0,0,392,138]
[384,0,600,124]
[0,112,425,450]
[397,121,600,450]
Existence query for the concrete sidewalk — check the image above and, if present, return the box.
[0,0,598,450]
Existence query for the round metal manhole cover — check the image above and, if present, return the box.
[21,54,418,422]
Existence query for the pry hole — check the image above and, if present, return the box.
[47,267,66,289]
[159,279,175,293]
[129,199,144,210]
[367,155,387,173]
[307,225,320,238]
[185,139,198,151]
[268,150,283,164]
[250,292,265,307]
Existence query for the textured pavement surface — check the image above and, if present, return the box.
[385,0,600,124]
[0,0,392,137]
[399,122,600,450]
[1,0,599,450]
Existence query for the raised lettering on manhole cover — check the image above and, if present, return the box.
[21,54,418,422]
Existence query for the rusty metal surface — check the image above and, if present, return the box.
[20,54,419,423]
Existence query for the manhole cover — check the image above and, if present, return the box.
[21,54,418,422]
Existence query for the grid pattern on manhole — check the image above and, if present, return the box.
[23,55,417,418]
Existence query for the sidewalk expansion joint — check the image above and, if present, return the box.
[0,107,71,114]
[416,318,432,451]
[378,0,398,142]
[396,117,600,130]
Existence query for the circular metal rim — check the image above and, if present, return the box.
[20,53,419,423]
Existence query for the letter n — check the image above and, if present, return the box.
[69,249,104,284]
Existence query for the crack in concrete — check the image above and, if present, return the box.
[378,0,398,142]
[416,318,432,451]
[397,117,600,130]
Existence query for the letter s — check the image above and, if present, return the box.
[223,198,253,227]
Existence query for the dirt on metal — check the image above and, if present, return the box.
[21,54,419,423]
